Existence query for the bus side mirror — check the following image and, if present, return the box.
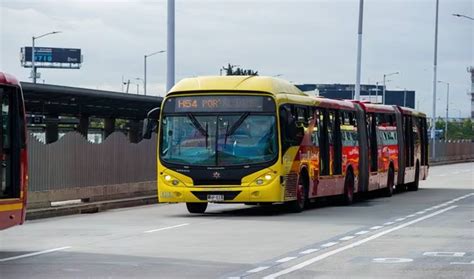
[142,107,160,139]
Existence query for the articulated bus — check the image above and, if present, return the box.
[0,72,28,230]
[143,76,428,213]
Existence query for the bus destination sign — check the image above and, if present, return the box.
[170,96,274,112]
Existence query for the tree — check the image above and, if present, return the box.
[222,63,258,76]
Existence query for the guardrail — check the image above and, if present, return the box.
[430,140,474,163]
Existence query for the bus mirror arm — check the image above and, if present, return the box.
[142,119,154,139]
[143,107,160,139]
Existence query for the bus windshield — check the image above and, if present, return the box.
[160,113,277,166]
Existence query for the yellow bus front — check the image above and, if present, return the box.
[157,93,286,205]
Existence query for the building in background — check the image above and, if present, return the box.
[296,83,415,109]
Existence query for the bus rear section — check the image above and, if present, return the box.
[0,72,28,230]
[395,107,429,191]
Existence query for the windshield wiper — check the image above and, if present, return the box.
[224,112,250,143]
[187,113,208,137]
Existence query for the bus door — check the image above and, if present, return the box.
[0,86,21,201]
[0,88,13,200]
[317,109,344,197]
[367,113,379,191]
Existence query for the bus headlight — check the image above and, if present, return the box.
[161,173,182,186]
[253,173,276,186]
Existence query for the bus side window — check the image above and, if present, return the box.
[279,105,299,154]
[328,110,342,175]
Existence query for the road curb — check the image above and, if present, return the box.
[26,195,159,220]
[429,159,473,166]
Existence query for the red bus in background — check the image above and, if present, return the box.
[0,72,28,230]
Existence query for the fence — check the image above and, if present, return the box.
[27,132,157,209]
[430,140,474,163]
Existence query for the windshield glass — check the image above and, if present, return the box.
[160,114,277,166]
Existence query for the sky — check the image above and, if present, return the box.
[0,0,472,117]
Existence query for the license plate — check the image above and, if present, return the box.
[207,194,224,202]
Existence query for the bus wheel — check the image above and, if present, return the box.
[383,167,395,197]
[186,202,208,214]
[407,163,420,191]
[287,178,307,213]
[342,171,354,205]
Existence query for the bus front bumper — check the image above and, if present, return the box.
[158,180,283,203]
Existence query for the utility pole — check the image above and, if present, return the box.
[354,0,364,101]
[431,0,439,158]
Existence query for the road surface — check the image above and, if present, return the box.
[1,162,473,278]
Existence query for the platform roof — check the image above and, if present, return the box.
[21,82,162,120]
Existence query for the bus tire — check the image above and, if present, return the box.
[186,202,208,214]
[287,174,308,213]
[383,166,395,197]
[342,171,355,205]
[407,163,420,191]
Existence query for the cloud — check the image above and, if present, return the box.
[0,0,472,116]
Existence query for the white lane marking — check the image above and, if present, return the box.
[247,266,270,273]
[339,236,355,241]
[415,211,426,215]
[383,222,395,225]
[276,257,297,263]
[355,230,369,235]
[262,205,457,279]
[395,218,406,221]
[0,246,71,262]
[406,214,416,218]
[373,257,413,263]
[423,252,465,257]
[321,242,338,248]
[370,226,383,230]
[144,223,189,233]
[300,249,319,255]
[450,261,474,265]
[438,174,447,177]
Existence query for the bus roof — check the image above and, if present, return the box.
[355,102,397,114]
[169,76,357,110]
[354,101,426,118]
[0,72,20,87]
[397,106,427,117]
[169,76,304,96]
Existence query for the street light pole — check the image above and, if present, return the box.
[32,36,35,83]
[438,80,449,140]
[452,13,474,20]
[167,0,175,92]
[31,31,61,83]
[382,72,399,104]
[404,88,407,107]
[431,0,439,158]
[354,0,364,101]
[144,50,165,95]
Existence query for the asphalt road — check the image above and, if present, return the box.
[1,163,473,279]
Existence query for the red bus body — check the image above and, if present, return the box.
[0,72,28,230]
